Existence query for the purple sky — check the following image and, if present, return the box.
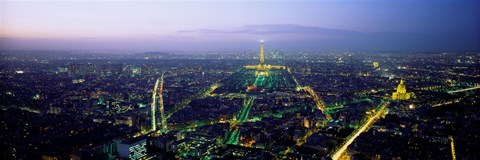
[1,0,479,52]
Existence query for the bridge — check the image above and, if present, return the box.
[327,100,390,160]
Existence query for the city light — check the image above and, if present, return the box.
[2,1,479,159]
[2,41,479,160]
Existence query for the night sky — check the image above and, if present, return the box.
[1,0,479,52]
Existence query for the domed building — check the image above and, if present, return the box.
[392,79,414,100]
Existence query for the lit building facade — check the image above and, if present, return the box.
[117,138,147,160]
[373,61,379,69]
[392,79,414,100]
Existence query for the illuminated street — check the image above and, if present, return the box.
[328,101,390,160]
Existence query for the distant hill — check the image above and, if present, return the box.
[139,52,171,56]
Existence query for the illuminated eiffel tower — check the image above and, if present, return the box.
[244,41,285,76]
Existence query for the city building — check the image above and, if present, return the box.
[117,138,147,160]
[373,61,379,69]
[392,79,415,100]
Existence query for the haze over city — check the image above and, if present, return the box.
[1,0,479,51]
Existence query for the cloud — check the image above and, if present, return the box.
[179,24,363,37]
[177,24,480,51]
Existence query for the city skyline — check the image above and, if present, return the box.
[1,1,480,159]
[2,43,478,159]
[1,0,479,51]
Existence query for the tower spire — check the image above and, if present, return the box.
[259,41,265,66]
[244,41,285,77]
